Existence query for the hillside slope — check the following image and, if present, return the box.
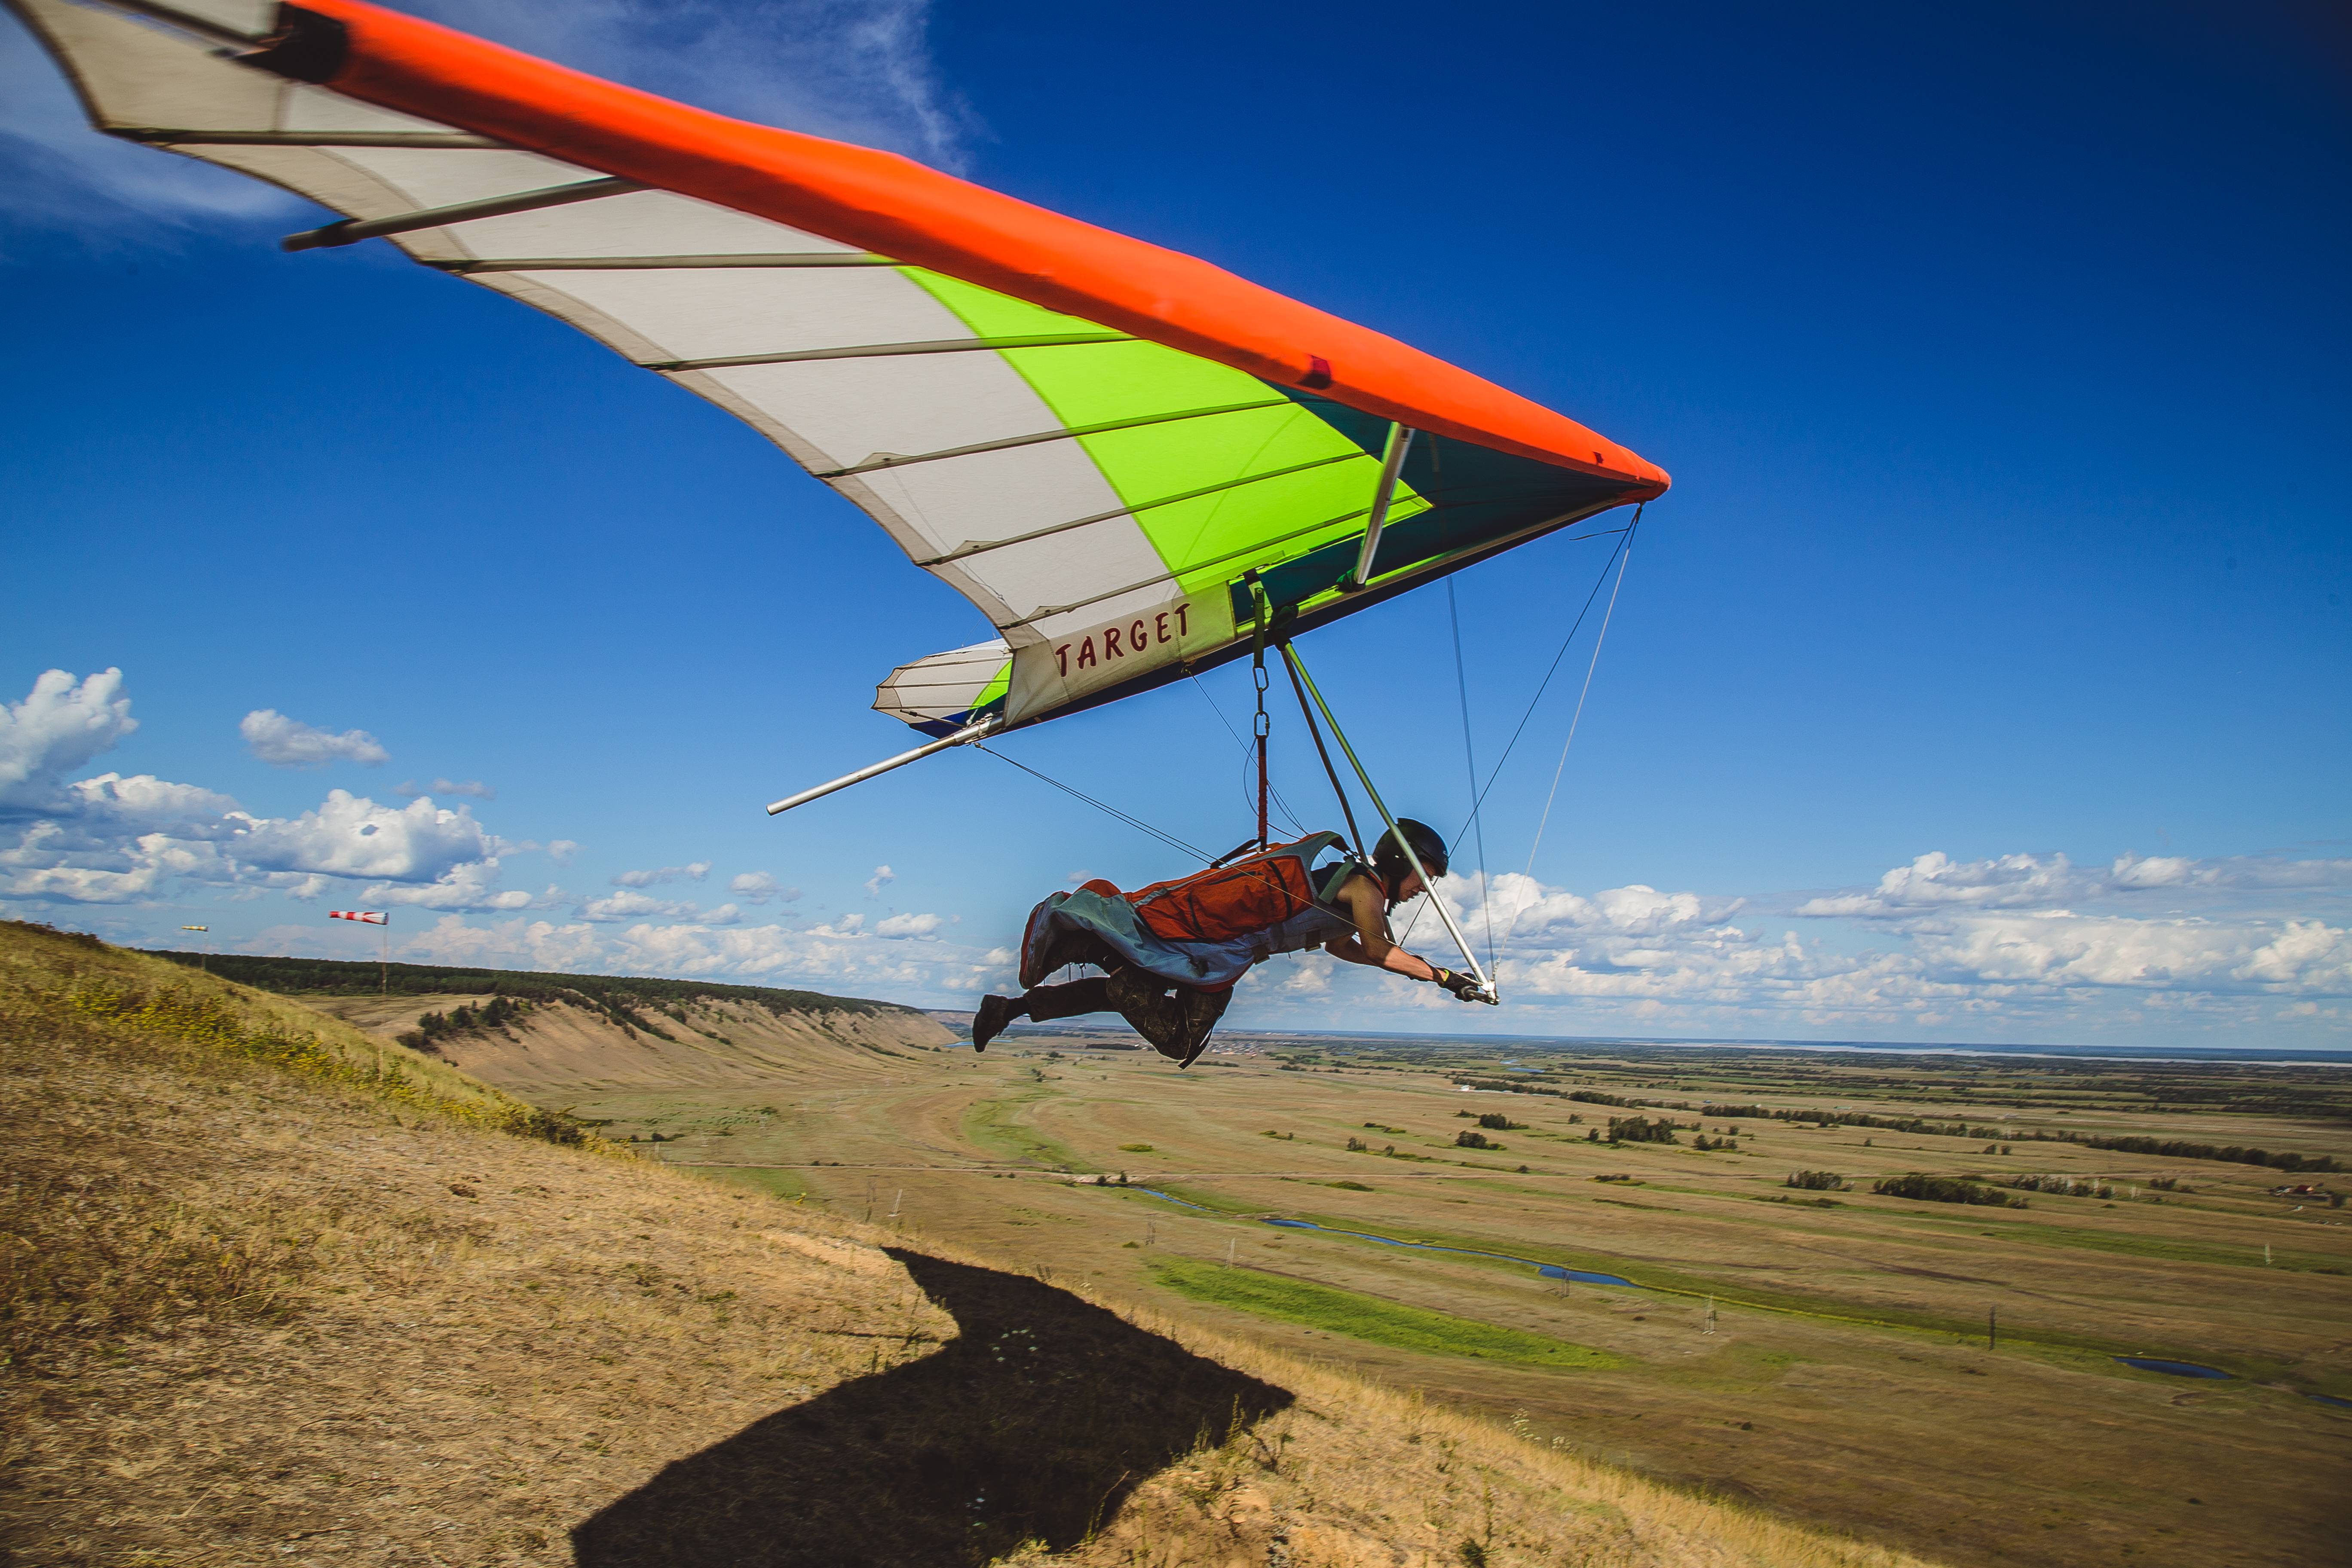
[154,951,956,1092]
[1,923,1933,1568]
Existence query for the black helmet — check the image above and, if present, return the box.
[1373,818,1449,896]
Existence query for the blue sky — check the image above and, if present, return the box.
[3,0,2346,1047]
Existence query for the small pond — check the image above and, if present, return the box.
[2113,1356,2230,1379]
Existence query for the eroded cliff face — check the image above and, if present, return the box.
[306,991,955,1093]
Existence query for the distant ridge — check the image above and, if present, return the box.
[143,950,919,1019]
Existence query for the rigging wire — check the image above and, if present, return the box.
[974,744,1215,864]
[1448,577,1496,978]
[1397,512,1641,948]
[1516,511,1639,897]
[1456,518,1638,837]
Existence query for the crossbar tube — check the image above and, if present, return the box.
[764,717,1000,816]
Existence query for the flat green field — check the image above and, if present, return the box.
[1151,1254,1622,1366]
[531,1031,2352,1568]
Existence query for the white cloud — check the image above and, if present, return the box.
[240,710,389,770]
[875,911,943,938]
[399,914,606,972]
[577,888,700,923]
[4,0,973,237]
[1793,849,2352,920]
[1794,851,2098,919]
[401,0,975,169]
[0,11,304,233]
[613,861,711,888]
[397,777,497,800]
[231,790,488,882]
[0,668,136,808]
[865,864,896,898]
[729,870,799,904]
[547,839,582,864]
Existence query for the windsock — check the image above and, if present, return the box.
[329,911,390,925]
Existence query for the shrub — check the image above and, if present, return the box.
[1873,1173,2025,1207]
[1476,1112,1523,1131]
[1785,1170,1846,1191]
[2006,1173,2114,1198]
[1118,1143,1155,1152]
[1455,1130,1497,1150]
[1606,1115,1677,1145]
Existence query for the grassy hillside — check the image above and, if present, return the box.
[0,920,1934,1568]
[144,949,931,1019]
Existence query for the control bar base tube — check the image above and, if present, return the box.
[1279,644,1495,1000]
[766,717,1000,816]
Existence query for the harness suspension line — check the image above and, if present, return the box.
[1279,642,1494,997]
[1276,642,1368,861]
[1253,657,1271,853]
[1189,674,1307,840]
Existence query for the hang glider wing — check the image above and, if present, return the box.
[14,0,1669,736]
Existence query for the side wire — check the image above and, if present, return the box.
[1518,511,1640,890]
[1399,511,1641,949]
[1447,578,1496,978]
[974,745,1215,864]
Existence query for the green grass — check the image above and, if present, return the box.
[1150,1257,1621,1369]
[960,1088,1089,1171]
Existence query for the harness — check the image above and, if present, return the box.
[1121,831,1358,946]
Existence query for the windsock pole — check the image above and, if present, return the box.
[329,910,392,993]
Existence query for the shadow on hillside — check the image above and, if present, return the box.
[572,1250,1292,1567]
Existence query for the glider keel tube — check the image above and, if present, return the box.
[765,716,1001,817]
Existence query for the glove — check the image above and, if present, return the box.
[1433,967,1485,1002]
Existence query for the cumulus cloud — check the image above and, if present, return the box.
[875,911,943,938]
[232,791,488,882]
[612,861,711,888]
[1794,851,2097,919]
[0,668,137,808]
[547,839,581,864]
[864,864,896,898]
[240,710,389,770]
[1794,849,2352,920]
[1,671,536,914]
[729,871,799,904]
[397,777,497,800]
[400,915,606,972]
[577,888,701,923]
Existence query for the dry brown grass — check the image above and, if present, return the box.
[981,1296,1935,1568]
[0,924,1942,1568]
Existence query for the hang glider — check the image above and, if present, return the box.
[15,0,1669,813]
